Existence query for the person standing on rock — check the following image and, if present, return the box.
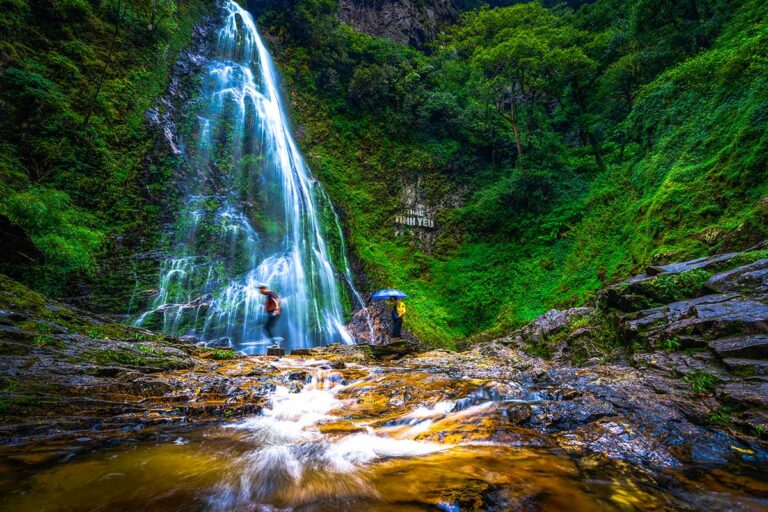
[389,297,406,341]
[259,285,281,345]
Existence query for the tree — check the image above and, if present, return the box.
[452,3,596,162]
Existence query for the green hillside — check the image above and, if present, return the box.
[257,0,768,346]
[1,0,766,347]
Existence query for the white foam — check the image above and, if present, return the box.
[324,433,447,472]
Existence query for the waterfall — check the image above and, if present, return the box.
[135,0,368,353]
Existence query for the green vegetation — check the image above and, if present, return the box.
[0,274,165,342]
[683,370,720,394]
[254,0,768,345]
[709,405,735,428]
[610,268,713,311]
[82,346,186,369]
[0,0,214,295]
[663,337,681,353]
[198,348,239,360]
[1,0,767,347]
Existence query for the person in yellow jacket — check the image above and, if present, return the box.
[389,297,406,340]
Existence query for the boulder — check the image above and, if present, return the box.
[667,299,768,339]
[206,336,232,348]
[508,307,593,345]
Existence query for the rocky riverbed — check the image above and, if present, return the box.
[1,245,768,510]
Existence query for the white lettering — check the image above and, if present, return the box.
[394,210,437,230]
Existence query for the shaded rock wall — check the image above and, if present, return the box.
[338,0,458,47]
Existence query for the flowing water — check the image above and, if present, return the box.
[2,358,768,512]
[134,0,368,352]
[12,2,766,510]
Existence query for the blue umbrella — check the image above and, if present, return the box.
[371,289,407,300]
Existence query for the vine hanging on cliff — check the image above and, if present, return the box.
[82,0,123,130]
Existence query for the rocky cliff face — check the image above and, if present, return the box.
[504,242,768,443]
[338,0,458,47]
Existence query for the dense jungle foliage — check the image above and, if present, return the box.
[0,0,213,295]
[255,0,768,345]
[1,0,767,347]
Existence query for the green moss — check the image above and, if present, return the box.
[663,337,681,352]
[198,348,239,360]
[32,335,66,349]
[81,347,184,369]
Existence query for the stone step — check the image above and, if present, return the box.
[723,358,768,376]
[709,335,768,359]
[717,381,768,409]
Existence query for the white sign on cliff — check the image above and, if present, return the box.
[395,204,435,229]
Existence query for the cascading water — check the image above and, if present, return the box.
[135,0,370,352]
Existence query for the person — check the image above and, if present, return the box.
[259,285,281,345]
[389,297,406,341]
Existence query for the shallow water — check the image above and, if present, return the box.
[2,360,767,511]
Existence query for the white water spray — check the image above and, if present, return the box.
[135,0,371,352]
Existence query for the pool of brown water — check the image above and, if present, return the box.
[1,359,767,511]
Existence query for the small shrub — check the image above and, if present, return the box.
[683,370,719,394]
[663,336,681,352]
[709,406,734,428]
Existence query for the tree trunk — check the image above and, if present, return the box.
[588,131,604,170]
[510,101,522,160]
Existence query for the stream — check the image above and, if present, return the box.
[2,356,767,511]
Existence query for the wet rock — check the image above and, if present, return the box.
[504,405,533,426]
[330,360,346,370]
[668,299,768,338]
[206,336,232,348]
[717,381,768,408]
[737,409,768,437]
[723,358,768,376]
[710,335,768,359]
[287,370,311,383]
[706,258,768,295]
[620,294,767,347]
[523,396,616,432]
[368,340,418,359]
[632,350,725,379]
[557,420,681,468]
[646,252,739,277]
